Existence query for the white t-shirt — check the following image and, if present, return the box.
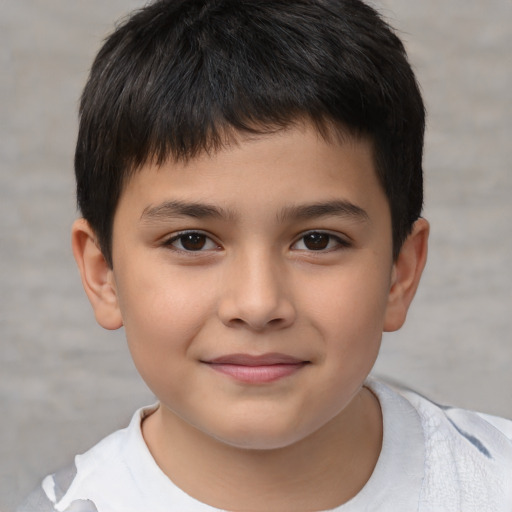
[18,379,512,512]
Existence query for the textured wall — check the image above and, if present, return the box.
[1,1,511,510]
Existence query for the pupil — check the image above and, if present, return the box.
[182,234,206,251]
[304,232,329,250]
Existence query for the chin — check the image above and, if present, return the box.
[217,434,303,452]
[206,419,315,452]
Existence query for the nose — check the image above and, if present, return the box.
[217,248,296,331]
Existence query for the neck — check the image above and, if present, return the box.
[142,387,382,511]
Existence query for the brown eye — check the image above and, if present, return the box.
[292,231,349,252]
[166,232,218,252]
[302,232,330,250]
[180,233,207,251]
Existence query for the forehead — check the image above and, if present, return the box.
[116,123,387,223]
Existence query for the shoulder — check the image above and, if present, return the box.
[371,379,512,511]
[17,405,159,512]
[396,383,512,456]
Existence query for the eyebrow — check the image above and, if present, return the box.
[140,200,235,222]
[277,200,369,223]
[140,199,369,224]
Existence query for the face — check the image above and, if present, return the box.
[110,123,396,450]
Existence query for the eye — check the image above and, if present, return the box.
[164,231,219,252]
[292,231,349,251]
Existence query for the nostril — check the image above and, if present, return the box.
[217,287,296,331]
[229,318,246,327]
[225,315,290,332]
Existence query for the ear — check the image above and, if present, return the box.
[71,218,123,330]
[384,218,429,332]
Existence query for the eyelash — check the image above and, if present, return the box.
[291,231,351,252]
[162,230,350,253]
[162,231,221,253]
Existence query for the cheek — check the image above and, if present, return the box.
[303,262,391,351]
[115,267,214,364]
[307,265,389,326]
[119,284,210,403]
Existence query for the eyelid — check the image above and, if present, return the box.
[162,230,221,252]
[291,230,352,251]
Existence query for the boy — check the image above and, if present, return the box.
[19,0,512,510]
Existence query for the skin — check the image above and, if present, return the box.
[72,122,428,511]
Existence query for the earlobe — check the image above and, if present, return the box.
[384,218,429,332]
[71,218,123,330]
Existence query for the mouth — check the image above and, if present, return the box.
[202,353,310,384]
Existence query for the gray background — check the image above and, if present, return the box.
[1,1,511,510]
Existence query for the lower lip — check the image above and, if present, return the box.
[206,363,307,384]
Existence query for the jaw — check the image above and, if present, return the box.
[143,384,382,511]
